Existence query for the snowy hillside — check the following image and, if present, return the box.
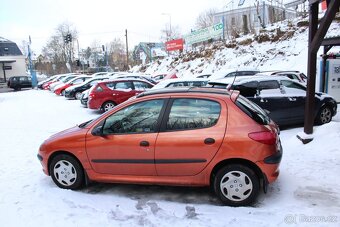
[132,17,340,78]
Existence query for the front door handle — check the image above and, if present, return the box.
[204,138,215,145]
[140,141,149,147]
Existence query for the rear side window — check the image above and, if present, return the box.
[235,95,270,125]
[115,82,133,90]
[133,81,152,90]
[166,98,221,131]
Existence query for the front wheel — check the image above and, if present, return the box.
[49,154,84,190]
[316,106,332,125]
[214,164,259,206]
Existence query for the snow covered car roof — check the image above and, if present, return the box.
[151,78,208,90]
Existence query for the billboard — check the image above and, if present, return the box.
[184,23,223,45]
[165,39,184,51]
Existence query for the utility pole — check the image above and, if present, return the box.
[125,29,129,70]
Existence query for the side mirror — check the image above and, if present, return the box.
[92,125,103,136]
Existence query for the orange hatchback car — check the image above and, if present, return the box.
[37,87,282,206]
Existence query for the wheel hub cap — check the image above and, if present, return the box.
[220,171,253,202]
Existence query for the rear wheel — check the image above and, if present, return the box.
[316,106,332,125]
[75,92,82,100]
[214,164,259,206]
[49,154,84,190]
[101,101,116,112]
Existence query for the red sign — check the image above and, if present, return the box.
[165,39,184,51]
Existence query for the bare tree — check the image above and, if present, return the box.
[40,22,78,74]
[195,8,218,29]
[108,38,126,70]
[160,25,182,42]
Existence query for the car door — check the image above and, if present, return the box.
[279,79,307,124]
[252,80,292,125]
[86,99,166,175]
[155,97,225,176]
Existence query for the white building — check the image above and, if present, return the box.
[213,0,297,37]
[0,37,26,82]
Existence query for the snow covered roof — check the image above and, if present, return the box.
[225,0,289,11]
[0,37,23,56]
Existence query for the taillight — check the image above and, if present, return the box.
[248,131,277,145]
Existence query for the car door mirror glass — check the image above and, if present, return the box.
[92,125,104,136]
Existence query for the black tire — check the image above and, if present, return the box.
[101,101,116,112]
[75,92,82,100]
[315,105,332,125]
[214,164,260,207]
[49,154,84,190]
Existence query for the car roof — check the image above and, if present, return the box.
[208,75,295,85]
[98,78,152,84]
[152,78,208,89]
[136,87,235,99]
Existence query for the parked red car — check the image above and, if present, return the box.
[88,79,154,112]
[54,76,92,96]
[42,75,67,90]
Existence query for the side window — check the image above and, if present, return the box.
[90,80,99,86]
[166,99,221,131]
[258,80,281,96]
[192,81,207,87]
[115,82,133,91]
[225,72,237,78]
[281,80,306,95]
[72,78,83,84]
[106,82,115,90]
[102,99,164,134]
[234,81,258,97]
[133,81,152,91]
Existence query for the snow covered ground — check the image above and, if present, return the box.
[0,90,339,227]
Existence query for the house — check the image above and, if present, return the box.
[133,42,167,64]
[0,37,26,82]
[213,0,297,37]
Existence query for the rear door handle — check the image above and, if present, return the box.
[204,138,215,145]
[140,141,149,147]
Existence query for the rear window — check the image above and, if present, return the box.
[235,95,270,125]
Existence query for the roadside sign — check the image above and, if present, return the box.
[2,66,12,70]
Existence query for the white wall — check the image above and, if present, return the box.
[0,56,27,81]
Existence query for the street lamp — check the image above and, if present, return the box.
[162,13,172,40]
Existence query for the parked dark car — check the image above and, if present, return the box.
[64,77,109,99]
[208,76,337,126]
[7,76,32,90]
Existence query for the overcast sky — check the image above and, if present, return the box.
[0,0,235,54]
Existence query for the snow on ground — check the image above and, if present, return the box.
[0,90,339,227]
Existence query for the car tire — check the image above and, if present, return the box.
[214,164,259,207]
[101,101,116,112]
[75,92,82,100]
[49,154,84,190]
[316,105,332,125]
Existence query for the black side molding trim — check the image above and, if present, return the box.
[91,159,207,164]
